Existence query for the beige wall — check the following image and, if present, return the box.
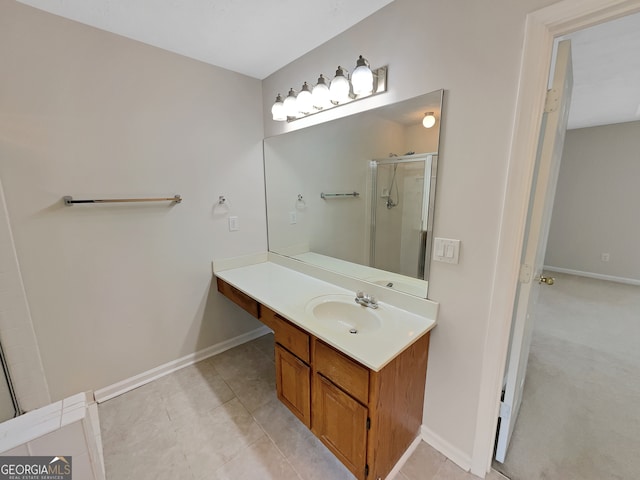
[262,0,559,460]
[0,0,267,401]
[0,0,574,467]
[545,121,640,282]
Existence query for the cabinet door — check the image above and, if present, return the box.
[275,345,311,427]
[312,374,368,480]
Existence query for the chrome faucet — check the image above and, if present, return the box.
[355,291,379,309]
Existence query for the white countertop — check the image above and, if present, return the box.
[215,261,436,371]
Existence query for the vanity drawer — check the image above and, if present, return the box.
[313,339,369,405]
[263,307,310,363]
[216,277,260,318]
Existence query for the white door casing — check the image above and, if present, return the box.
[494,39,573,463]
[473,1,640,476]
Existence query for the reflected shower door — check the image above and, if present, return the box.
[370,157,429,278]
[0,342,18,422]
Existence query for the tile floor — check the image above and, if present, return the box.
[100,333,508,480]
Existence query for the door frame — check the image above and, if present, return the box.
[471,0,640,475]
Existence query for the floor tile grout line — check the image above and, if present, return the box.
[235,335,303,478]
[249,409,305,480]
[191,351,301,479]
[213,339,308,478]
[205,429,273,478]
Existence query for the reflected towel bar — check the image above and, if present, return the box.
[63,195,182,206]
[320,192,360,199]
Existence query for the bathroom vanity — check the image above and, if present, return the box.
[215,257,437,480]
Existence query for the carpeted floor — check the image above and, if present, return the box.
[494,272,640,480]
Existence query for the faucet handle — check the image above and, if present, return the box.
[368,295,377,304]
[356,291,365,299]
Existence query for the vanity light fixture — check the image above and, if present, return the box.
[422,112,436,128]
[271,94,286,121]
[283,88,298,118]
[329,66,351,104]
[312,74,331,110]
[296,82,313,114]
[351,55,374,95]
[271,55,388,122]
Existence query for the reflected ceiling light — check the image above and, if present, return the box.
[283,88,298,118]
[270,55,388,122]
[271,94,286,121]
[296,82,313,114]
[422,112,436,128]
[312,74,331,110]
[329,66,351,104]
[351,55,374,96]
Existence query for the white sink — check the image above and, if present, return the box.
[305,294,382,334]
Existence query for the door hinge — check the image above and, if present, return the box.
[499,401,511,421]
[544,88,559,113]
[519,263,532,283]
[365,464,369,477]
[366,417,371,430]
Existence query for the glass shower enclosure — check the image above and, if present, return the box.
[0,340,19,422]
[369,153,437,281]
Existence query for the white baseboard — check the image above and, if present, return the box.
[384,434,422,480]
[544,265,640,286]
[94,326,271,403]
[421,425,472,472]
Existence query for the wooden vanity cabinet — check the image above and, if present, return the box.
[216,277,260,318]
[313,371,368,476]
[262,305,312,427]
[275,345,311,427]
[311,336,430,480]
[312,339,370,478]
[217,278,430,480]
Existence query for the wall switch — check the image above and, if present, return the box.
[433,237,461,264]
[228,216,239,232]
[289,211,297,224]
[601,253,610,262]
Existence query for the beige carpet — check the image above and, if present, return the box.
[494,272,640,480]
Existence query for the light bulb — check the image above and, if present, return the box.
[296,82,313,115]
[422,112,436,128]
[271,94,286,121]
[329,66,351,104]
[312,74,331,110]
[283,88,298,118]
[351,55,374,96]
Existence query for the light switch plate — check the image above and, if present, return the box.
[228,216,239,231]
[433,237,461,264]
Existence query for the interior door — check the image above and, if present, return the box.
[495,39,573,463]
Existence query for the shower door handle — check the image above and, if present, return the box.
[418,230,428,278]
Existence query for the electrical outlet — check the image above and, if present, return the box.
[289,211,297,224]
[228,216,239,232]
[601,253,610,262]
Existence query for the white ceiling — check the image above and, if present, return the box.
[15,1,640,130]
[564,11,640,129]
[16,0,393,79]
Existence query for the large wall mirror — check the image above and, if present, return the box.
[264,89,443,298]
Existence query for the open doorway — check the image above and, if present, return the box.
[494,12,640,480]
